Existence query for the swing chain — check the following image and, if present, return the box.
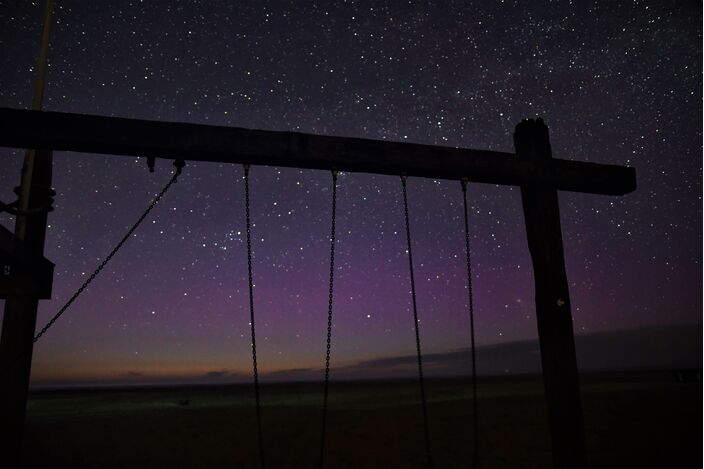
[319,169,338,467]
[325,170,338,367]
[243,163,266,468]
[400,175,433,469]
[461,177,480,468]
[325,170,338,371]
[33,161,185,343]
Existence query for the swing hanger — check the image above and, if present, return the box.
[146,157,185,176]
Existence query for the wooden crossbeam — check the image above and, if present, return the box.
[0,107,635,195]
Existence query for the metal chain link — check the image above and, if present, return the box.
[244,164,265,469]
[401,175,433,469]
[33,161,184,343]
[319,170,338,468]
[461,178,480,469]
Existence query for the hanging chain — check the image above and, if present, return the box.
[33,160,185,343]
[319,170,338,468]
[244,164,265,469]
[461,178,479,469]
[401,175,433,469]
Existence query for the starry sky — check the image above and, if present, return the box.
[0,0,701,386]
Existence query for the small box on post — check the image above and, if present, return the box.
[0,223,54,299]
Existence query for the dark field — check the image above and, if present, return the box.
[21,372,701,468]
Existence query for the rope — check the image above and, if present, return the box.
[243,164,265,469]
[319,170,338,468]
[33,160,184,342]
[461,178,479,468]
[400,175,433,468]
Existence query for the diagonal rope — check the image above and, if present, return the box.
[401,175,433,469]
[461,178,479,468]
[319,170,338,468]
[243,164,265,469]
[33,160,185,342]
[0,162,184,380]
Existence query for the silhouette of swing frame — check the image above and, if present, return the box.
[0,107,636,468]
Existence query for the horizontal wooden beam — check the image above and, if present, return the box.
[0,107,635,195]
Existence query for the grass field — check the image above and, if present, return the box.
[21,371,701,468]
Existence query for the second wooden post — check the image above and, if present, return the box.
[515,118,587,469]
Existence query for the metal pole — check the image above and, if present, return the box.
[15,0,54,240]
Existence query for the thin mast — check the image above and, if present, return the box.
[15,0,54,240]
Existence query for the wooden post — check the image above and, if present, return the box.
[515,118,587,468]
[0,2,54,462]
[0,150,53,466]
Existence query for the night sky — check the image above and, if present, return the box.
[0,0,701,386]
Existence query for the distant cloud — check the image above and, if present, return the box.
[203,369,239,380]
[32,325,700,389]
[267,324,703,381]
[264,367,319,382]
[354,356,418,368]
[267,367,316,375]
[342,341,542,377]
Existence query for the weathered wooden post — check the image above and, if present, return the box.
[0,1,55,464]
[515,118,587,468]
[0,151,54,466]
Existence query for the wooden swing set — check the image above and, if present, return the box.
[0,107,635,468]
[0,2,636,467]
